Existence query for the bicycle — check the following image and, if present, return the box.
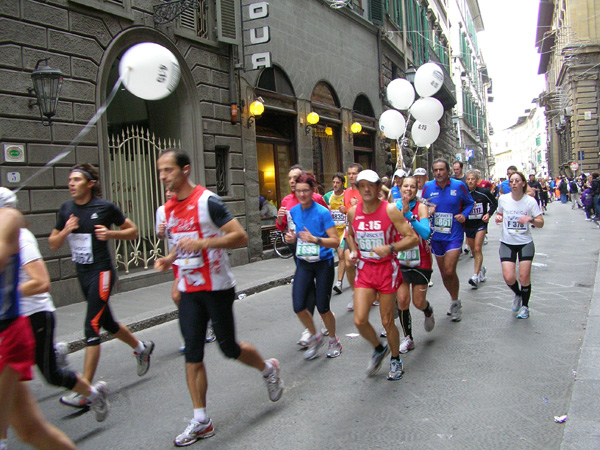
[270,230,293,259]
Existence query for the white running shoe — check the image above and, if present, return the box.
[304,333,324,360]
[428,279,434,288]
[516,306,530,319]
[60,392,90,408]
[387,358,404,381]
[399,336,415,354]
[512,294,522,312]
[347,292,354,311]
[479,266,487,282]
[205,326,216,343]
[468,274,479,289]
[174,419,215,447]
[90,381,109,422]
[333,280,342,295]
[326,338,342,358]
[297,328,311,347]
[264,358,284,402]
[135,341,155,377]
[366,345,389,377]
[449,300,462,322]
[424,310,435,332]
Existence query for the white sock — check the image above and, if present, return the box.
[329,337,337,343]
[1,438,8,450]
[193,408,207,423]
[133,341,145,354]
[262,360,273,377]
[87,386,99,400]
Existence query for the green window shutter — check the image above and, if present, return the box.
[370,0,384,25]
[217,0,240,44]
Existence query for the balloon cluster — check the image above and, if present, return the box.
[379,62,444,148]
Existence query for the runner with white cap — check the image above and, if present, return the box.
[346,170,418,380]
[388,168,408,202]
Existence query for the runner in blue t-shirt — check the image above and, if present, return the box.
[421,159,474,322]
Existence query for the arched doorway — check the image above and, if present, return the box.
[352,94,377,171]
[97,29,203,273]
[310,82,342,192]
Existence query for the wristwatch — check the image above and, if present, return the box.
[388,244,396,254]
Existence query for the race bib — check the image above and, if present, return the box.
[331,209,346,227]
[68,233,93,264]
[172,231,204,268]
[506,216,527,235]
[397,245,421,267]
[469,203,484,220]
[296,237,320,262]
[356,230,385,260]
[433,212,453,234]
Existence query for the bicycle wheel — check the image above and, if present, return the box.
[273,232,293,259]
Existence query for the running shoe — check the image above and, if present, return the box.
[387,358,404,380]
[326,338,342,358]
[428,279,434,288]
[424,310,435,332]
[205,326,216,343]
[468,274,479,289]
[372,300,380,306]
[399,336,415,354]
[60,392,90,408]
[174,419,215,447]
[347,292,354,311]
[512,294,522,312]
[449,300,462,322]
[264,358,284,402]
[516,306,530,319]
[90,381,109,422]
[366,344,389,377]
[304,333,324,360]
[333,280,343,295]
[135,341,155,377]
[380,329,387,338]
[297,328,311,347]
[54,342,69,370]
[179,342,186,353]
[479,266,487,282]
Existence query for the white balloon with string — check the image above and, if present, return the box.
[411,120,440,147]
[414,62,444,98]
[379,109,406,140]
[386,78,415,111]
[410,97,444,124]
[119,42,181,101]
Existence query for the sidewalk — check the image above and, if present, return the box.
[54,257,297,352]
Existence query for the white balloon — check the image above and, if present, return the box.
[414,62,444,98]
[386,78,415,110]
[119,43,181,101]
[379,109,406,140]
[411,120,440,147]
[410,97,444,123]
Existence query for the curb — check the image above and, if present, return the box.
[63,274,294,353]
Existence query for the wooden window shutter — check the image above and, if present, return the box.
[217,0,240,44]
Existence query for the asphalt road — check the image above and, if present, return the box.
[8,201,600,449]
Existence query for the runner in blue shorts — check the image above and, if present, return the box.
[421,159,474,322]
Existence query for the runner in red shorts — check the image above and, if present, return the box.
[0,205,76,450]
[346,170,418,380]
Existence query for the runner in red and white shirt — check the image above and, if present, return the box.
[154,149,283,447]
[346,170,418,381]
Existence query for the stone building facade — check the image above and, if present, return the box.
[537,0,600,177]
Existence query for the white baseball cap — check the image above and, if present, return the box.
[356,169,381,184]
[414,168,427,176]
[0,187,17,208]
[393,169,407,179]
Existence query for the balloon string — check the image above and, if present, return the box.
[14,75,125,193]
[396,112,412,173]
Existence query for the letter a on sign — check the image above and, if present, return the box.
[251,52,272,70]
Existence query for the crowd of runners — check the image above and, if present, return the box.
[2,153,549,449]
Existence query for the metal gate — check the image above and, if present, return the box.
[108,126,181,273]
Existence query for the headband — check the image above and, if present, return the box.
[71,169,96,181]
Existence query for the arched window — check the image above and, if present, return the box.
[352,94,376,171]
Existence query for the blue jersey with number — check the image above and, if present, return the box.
[421,178,474,242]
[289,202,335,262]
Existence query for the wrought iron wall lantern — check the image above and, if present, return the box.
[405,66,417,84]
[247,98,264,128]
[348,121,362,139]
[154,0,201,25]
[28,59,63,126]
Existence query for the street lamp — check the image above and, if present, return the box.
[246,97,264,128]
[29,59,63,126]
[405,66,416,84]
